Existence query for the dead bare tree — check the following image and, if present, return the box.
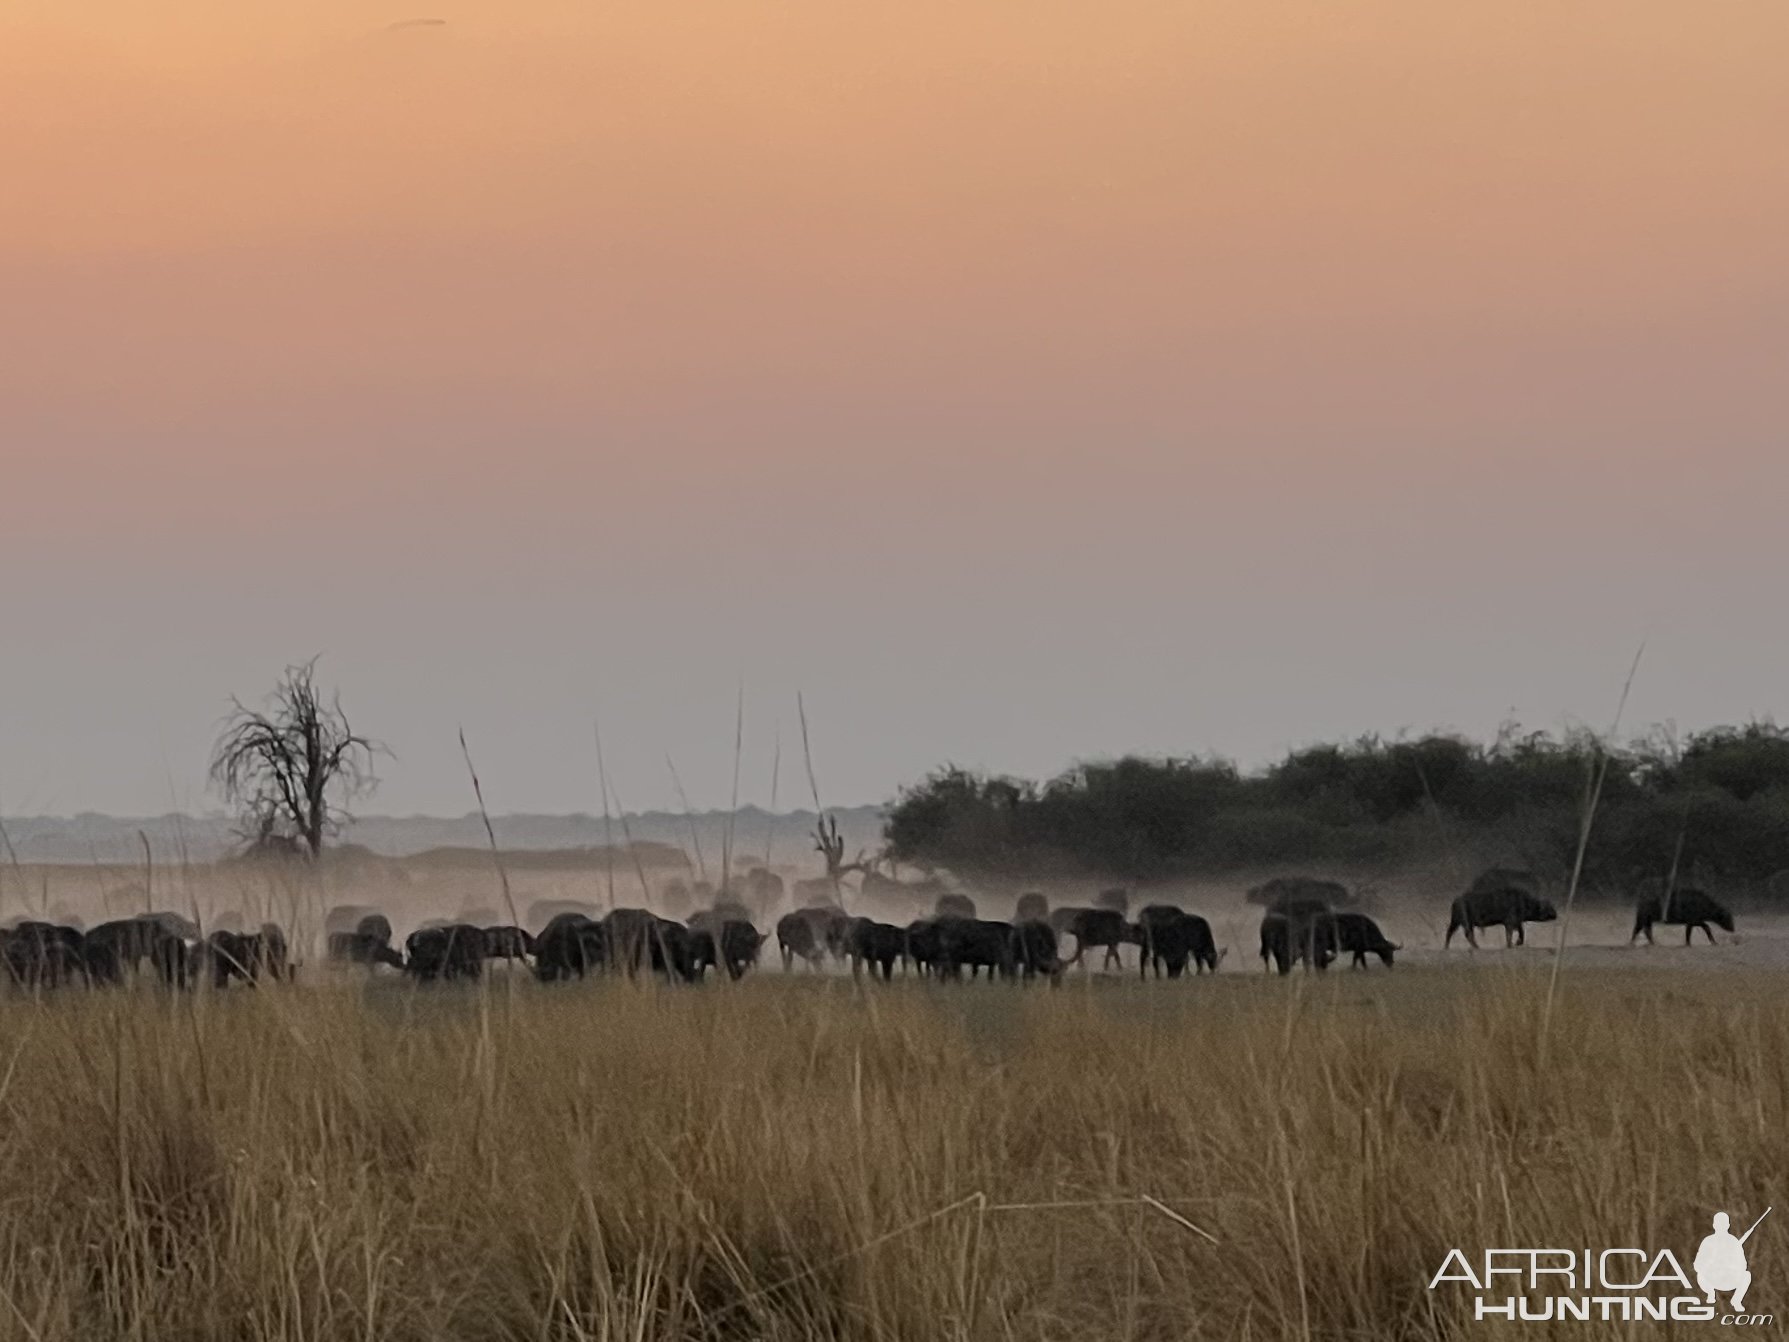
[209,658,384,860]
[812,813,867,898]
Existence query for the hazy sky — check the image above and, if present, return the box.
[3,1,1785,817]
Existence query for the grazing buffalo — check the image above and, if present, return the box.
[205,925,290,987]
[600,908,657,975]
[2,922,85,988]
[1631,889,1734,946]
[689,919,765,980]
[84,917,191,987]
[935,893,978,921]
[482,925,536,962]
[1013,892,1050,924]
[404,924,486,982]
[1010,921,1062,983]
[1445,887,1556,948]
[1050,907,1138,971]
[646,917,699,982]
[936,918,1017,981]
[1137,906,1221,978]
[1259,908,1337,975]
[844,918,906,981]
[1333,912,1398,969]
[534,913,606,981]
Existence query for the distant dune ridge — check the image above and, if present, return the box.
[0,806,885,866]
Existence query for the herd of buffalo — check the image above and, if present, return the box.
[0,868,1739,991]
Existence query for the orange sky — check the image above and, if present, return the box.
[2,2,1786,813]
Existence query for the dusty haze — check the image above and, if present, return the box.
[3,1,1786,815]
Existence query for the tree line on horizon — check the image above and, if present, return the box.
[880,722,1789,898]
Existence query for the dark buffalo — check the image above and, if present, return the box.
[775,911,827,971]
[1013,892,1050,924]
[904,918,943,976]
[1445,887,1556,948]
[646,917,699,982]
[2,921,85,988]
[689,919,765,980]
[404,924,486,982]
[206,929,268,986]
[205,927,290,987]
[842,918,906,981]
[1010,920,1062,983]
[1631,889,1734,946]
[84,917,190,987]
[1050,907,1138,971]
[1137,906,1221,978]
[787,905,851,961]
[534,913,606,981]
[936,918,1017,980]
[1259,908,1337,975]
[935,893,978,921]
[601,908,662,977]
[482,925,537,961]
[1333,912,1398,969]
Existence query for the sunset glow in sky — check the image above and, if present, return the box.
[3,1,1786,815]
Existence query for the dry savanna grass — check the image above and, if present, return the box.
[0,962,1780,1341]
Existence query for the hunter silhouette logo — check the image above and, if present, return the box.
[1428,1206,1774,1325]
[1696,1208,1769,1313]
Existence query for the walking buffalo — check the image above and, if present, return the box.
[1050,907,1138,971]
[1333,912,1398,969]
[1445,887,1556,948]
[404,924,486,982]
[1631,889,1734,946]
[1013,892,1050,925]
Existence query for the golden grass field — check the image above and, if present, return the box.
[0,955,1780,1341]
